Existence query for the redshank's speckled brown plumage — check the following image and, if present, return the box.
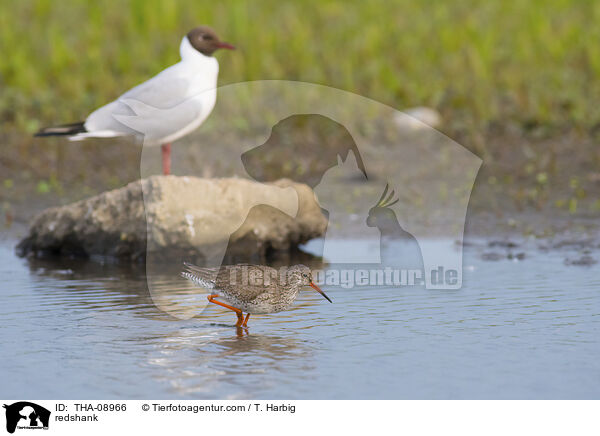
[181,263,331,328]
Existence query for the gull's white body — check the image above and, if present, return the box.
[71,36,219,145]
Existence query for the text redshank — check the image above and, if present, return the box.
[182,263,332,328]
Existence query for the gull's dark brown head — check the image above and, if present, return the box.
[187,26,235,56]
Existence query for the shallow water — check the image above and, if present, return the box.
[1,239,599,399]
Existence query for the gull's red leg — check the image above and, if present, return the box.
[161,143,171,175]
[207,295,243,326]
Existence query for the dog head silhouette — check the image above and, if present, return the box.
[241,114,367,188]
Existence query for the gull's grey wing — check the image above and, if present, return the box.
[120,69,193,109]
[112,95,203,143]
[84,67,194,136]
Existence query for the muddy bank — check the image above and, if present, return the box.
[2,128,600,246]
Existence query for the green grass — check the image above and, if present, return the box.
[2,0,600,142]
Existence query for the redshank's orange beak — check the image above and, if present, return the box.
[310,282,332,303]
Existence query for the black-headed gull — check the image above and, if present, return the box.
[35,26,234,175]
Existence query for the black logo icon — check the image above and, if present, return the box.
[3,402,50,434]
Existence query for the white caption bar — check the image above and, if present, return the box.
[0,400,597,435]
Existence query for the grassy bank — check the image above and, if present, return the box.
[2,0,600,233]
[2,0,600,149]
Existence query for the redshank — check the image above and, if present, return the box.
[181,263,331,328]
[34,26,234,175]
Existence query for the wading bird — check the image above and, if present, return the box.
[181,263,332,328]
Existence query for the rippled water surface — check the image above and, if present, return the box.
[1,239,599,399]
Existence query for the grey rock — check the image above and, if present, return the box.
[507,252,526,260]
[481,251,503,261]
[552,240,593,250]
[16,176,327,262]
[395,107,442,130]
[564,255,597,266]
[488,240,520,248]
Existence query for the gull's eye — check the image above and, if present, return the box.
[203,34,214,40]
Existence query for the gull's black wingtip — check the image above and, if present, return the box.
[34,122,86,137]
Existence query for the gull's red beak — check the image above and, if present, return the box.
[216,41,235,50]
[310,282,332,303]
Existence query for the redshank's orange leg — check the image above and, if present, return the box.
[242,313,251,328]
[161,143,171,175]
[207,295,244,326]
